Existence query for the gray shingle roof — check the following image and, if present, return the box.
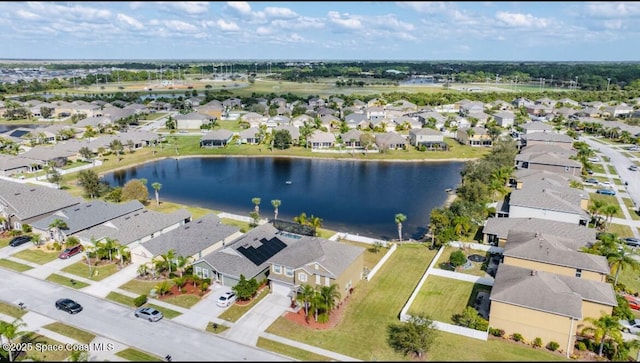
[32,200,144,235]
[269,237,365,279]
[75,208,191,245]
[504,230,609,274]
[0,179,82,220]
[509,178,589,217]
[490,264,617,319]
[142,213,240,257]
[196,223,300,279]
[521,132,573,143]
[483,217,596,242]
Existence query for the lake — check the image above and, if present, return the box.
[101,157,464,240]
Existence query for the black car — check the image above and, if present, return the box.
[55,298,83,314]
[623,237,640,248]
[9,235,31,247]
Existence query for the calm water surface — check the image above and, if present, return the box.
[102,157,463,240]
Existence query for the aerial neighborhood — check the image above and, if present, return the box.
[1,86,640,361]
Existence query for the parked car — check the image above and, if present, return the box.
[9,235,31,247]
[624,296,640,311]
[587,169,594,175]
[623,237,640,247]
[55,298,83,314]
[588,156,600,162]
[620,318,640,334]
[584,178,599,185]
[596,189,616,196]
[629,165,639,171]
[134,307,163,322]
[58,244,83,259]
[216,291,237,308]
[628,146,640,151]
[599,181,613,187]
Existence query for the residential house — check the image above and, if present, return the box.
[393,116,422,130]
[345,113,369,130]
[456,127,492,147]
[466,111,492,127]
[175,112,213,130]
[520,132,573,149]
[364,106,385,121]
[273,125,300,143]
[340,130,363,148]
[408,128,446,149]
[268,236,365,302]
[18,146,76,168]
[75,209,191,249]
[238,127,261,145]
[307,131,336,149]
[0,179,82,231]
[0,154,42,177]
[31,200,144,242]
[514,151,582,176]
[482,217,596,247]
[603,104,634,118]
[197,100,224,120]
[241,112,266,128]
[200,129,234,148]
[493,111,515,128]
[489,264,617,358]
[131,213,241,265]
[291,115,314,128]
[191,223,300,287]
[374,132,408,150]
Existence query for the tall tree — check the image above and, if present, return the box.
[0,318,28,362]
[395,213,407,242]
[295,284,316,322]
[152,182,162,206]
[77,169,101,199]
[580,314,623,357]
[251,197,261,214]
[271,199,281,220]
[387,314,439,359]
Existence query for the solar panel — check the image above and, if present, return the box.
[237,236,287,265]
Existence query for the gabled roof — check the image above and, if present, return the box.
[201,129,233,141]
[142,213,240,257]
[483,217,596,242]
[269,237,365,279]
[490,264,617,319]
[32,200,144,235]
[0,154,41,171]
[0,179,82,220]
[521,132,573,143]
[515,152,582,168]
[504,230,609,274]
[75,208,191,245]
[340,129,363,141]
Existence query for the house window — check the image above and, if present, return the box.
[285,267,293,277]
[576,269,582,278]
[325,276,331,286]
[273,264,282,274]
[202,268,210,278]
[195,266,202,277]
[13,222,21,230]
[298,273,307,282]
[315,275,321,284]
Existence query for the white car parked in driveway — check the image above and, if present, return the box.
[216,291,237,308]
[620,319,640,334]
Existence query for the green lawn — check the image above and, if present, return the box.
[0,258,33,272]
[623,198,640,221]
[11,248,59,264]
[205,321,230,334]
[589,194,625,219]
[115,348,163,361]
[434,246,490,277]
[0,301,28,318]
[15,333,70,362]
[606,164,617,174]
[256,337,334,361]
[408,275,491,323]
[42,322,96,344]
[45,273,90,289]
[607,224,633,238]
[265,243,565,361]
[220,218,252,233]
[119,278,174,296]
[219,286,270,322]
[0,237,10,248]
[105,291,137,307]
[61,260,120,281]
[159,294,201,309]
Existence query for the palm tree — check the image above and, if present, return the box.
[395,213,407,242]
[97,237,119,262]
[271,199,281,220]
[588,199,605,228]
[0,318,28,362]
[580,313,623,357]
[293,212,308,225]
[48,218,69,242]
[608,246,640,286]
[319,284,341,322]
[251,197,261,214]
[308,215,323,235]
[175,255,193,278]
[602,204,619,231]
[152,182,162,206]
[116,245,130,267]
[295,284,316,322]
[160,249,176,275]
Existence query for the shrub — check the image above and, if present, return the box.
[133,295,147,307]
[512,333,523,342]
[576,341,587,351]
[489,327,505,337]
[533,337,543,348]
[449,250,467,268]
[53,242,62,251]
[547,341,560,351]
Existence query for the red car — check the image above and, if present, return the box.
[624,295,640,310]
[59,245,83,259]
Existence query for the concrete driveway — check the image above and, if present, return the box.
[221,293,290,346]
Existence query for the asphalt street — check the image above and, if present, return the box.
[0,269,290,362]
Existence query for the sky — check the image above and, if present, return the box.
[0,1,639,62]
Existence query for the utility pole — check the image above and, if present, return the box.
[607,77,611,91]
[575,76,579,91]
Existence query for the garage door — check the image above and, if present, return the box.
[271,281,292,297]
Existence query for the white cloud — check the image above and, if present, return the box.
[16,9,40,20]
[26,2,111,21]
[256,26,272,35]
[603,19,624,30]
[327,11,362,30]
[117,13,144,30]
[495,11,549,28]
[585,2,640,18]
[129,2,145,10]
[263,7,298,18]
[216,19,239,31]
[164,20,199,33]
[227,1,252,15]
[396,1,450,14]
[168,2,209,15]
